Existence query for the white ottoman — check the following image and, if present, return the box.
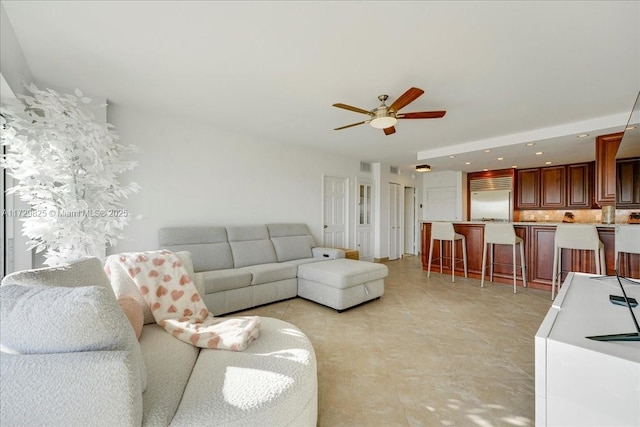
[297,259,388,311]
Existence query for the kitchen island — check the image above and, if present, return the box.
[421,221,640,291]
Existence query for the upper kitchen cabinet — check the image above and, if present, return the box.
[540,166,566,208]
[567,163,593,208]
[422,170,467,221]
[516,162,594,210]
[516,168,540,209]
[616,157,640,208]
[595,132,622,206]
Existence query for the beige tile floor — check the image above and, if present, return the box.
[237,255,553,427]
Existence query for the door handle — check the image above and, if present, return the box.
[324,225,328,229]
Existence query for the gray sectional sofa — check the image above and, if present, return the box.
[158,223,388,313]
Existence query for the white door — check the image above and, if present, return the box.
[323,175,348,248]
[356,179,374,261]
[389,183,402,260]
[404,187,416,255]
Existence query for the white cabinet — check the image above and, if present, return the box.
[421,170,466,221]
[535,273,640,426]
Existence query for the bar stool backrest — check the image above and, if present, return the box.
[615,224,640,256]
[431,222,456,240]
[554,224,600,251]
[484,223,517,245]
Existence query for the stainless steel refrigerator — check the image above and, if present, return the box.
[470,190,512,221]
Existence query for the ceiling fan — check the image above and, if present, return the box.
[332,87,446,135]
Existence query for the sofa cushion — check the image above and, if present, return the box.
[0,257,111,289]
[159,226,233,271]
[226,225,270,242]
[170,317,317,427]
[266,223,316,241]
[0,284,147,391]
[227,225,278,268]
[194,268,252,294]
[271,235,315,262]
[106,251,195,325]
[240,263,297,285]
[284,257,326,267]
[138,324,200,426]
[229,240,278,268]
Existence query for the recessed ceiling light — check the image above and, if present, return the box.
[526,143,535,146]
[465,162,471,165]
[449,155,455,159]
[484,149,491,153]
[497,157,504,161]
[577,134,589,138]
[545,161,552,165]
[483,168,489,171]
[512,165,518,168]
[536,152,543,155]
[627,125,637,130]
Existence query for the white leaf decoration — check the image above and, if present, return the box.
[0,83,141,266]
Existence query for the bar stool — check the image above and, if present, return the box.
[427,222,468,282]
[551,224,605,299]
[615,224,640,276]
[480,223,527,294]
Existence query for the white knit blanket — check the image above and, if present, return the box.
[113,250,260,351]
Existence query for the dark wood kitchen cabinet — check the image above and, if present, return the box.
[540,166,566,208]
[616,157,640,208]
[595,132,622,206]
[567,162,593,208]
[516,168,540,208]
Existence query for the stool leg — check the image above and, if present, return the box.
[427,237,434,278]
[512,243,517,294]
[552,246,559,300]
[481,240,487,288]
[594,246,601,276]
[451,239,455,283]
[462,236,468,278]
[439,240,443,274]
[520,241,527,288]
[489,243,494,282]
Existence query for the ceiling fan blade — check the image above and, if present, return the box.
[332,103,373,116]
[397,111,447,119]
[334,121,368,130]
[389,87,424,112]
[383,126,396,136]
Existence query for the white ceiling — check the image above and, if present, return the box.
[2,1,639,174]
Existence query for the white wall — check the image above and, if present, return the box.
[107,105,369,254]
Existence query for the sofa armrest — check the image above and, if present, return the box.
[312,247,346,259]
[1,350,142,427]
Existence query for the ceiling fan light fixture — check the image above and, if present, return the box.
[415,164,431,172]
[370,116,397,129]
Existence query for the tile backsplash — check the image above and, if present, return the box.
[518,209,637,224]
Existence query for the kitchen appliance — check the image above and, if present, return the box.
[470,189,512,221]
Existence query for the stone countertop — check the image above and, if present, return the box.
[420,220,620,228]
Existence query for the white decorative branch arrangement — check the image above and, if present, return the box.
[1,83,140,266]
